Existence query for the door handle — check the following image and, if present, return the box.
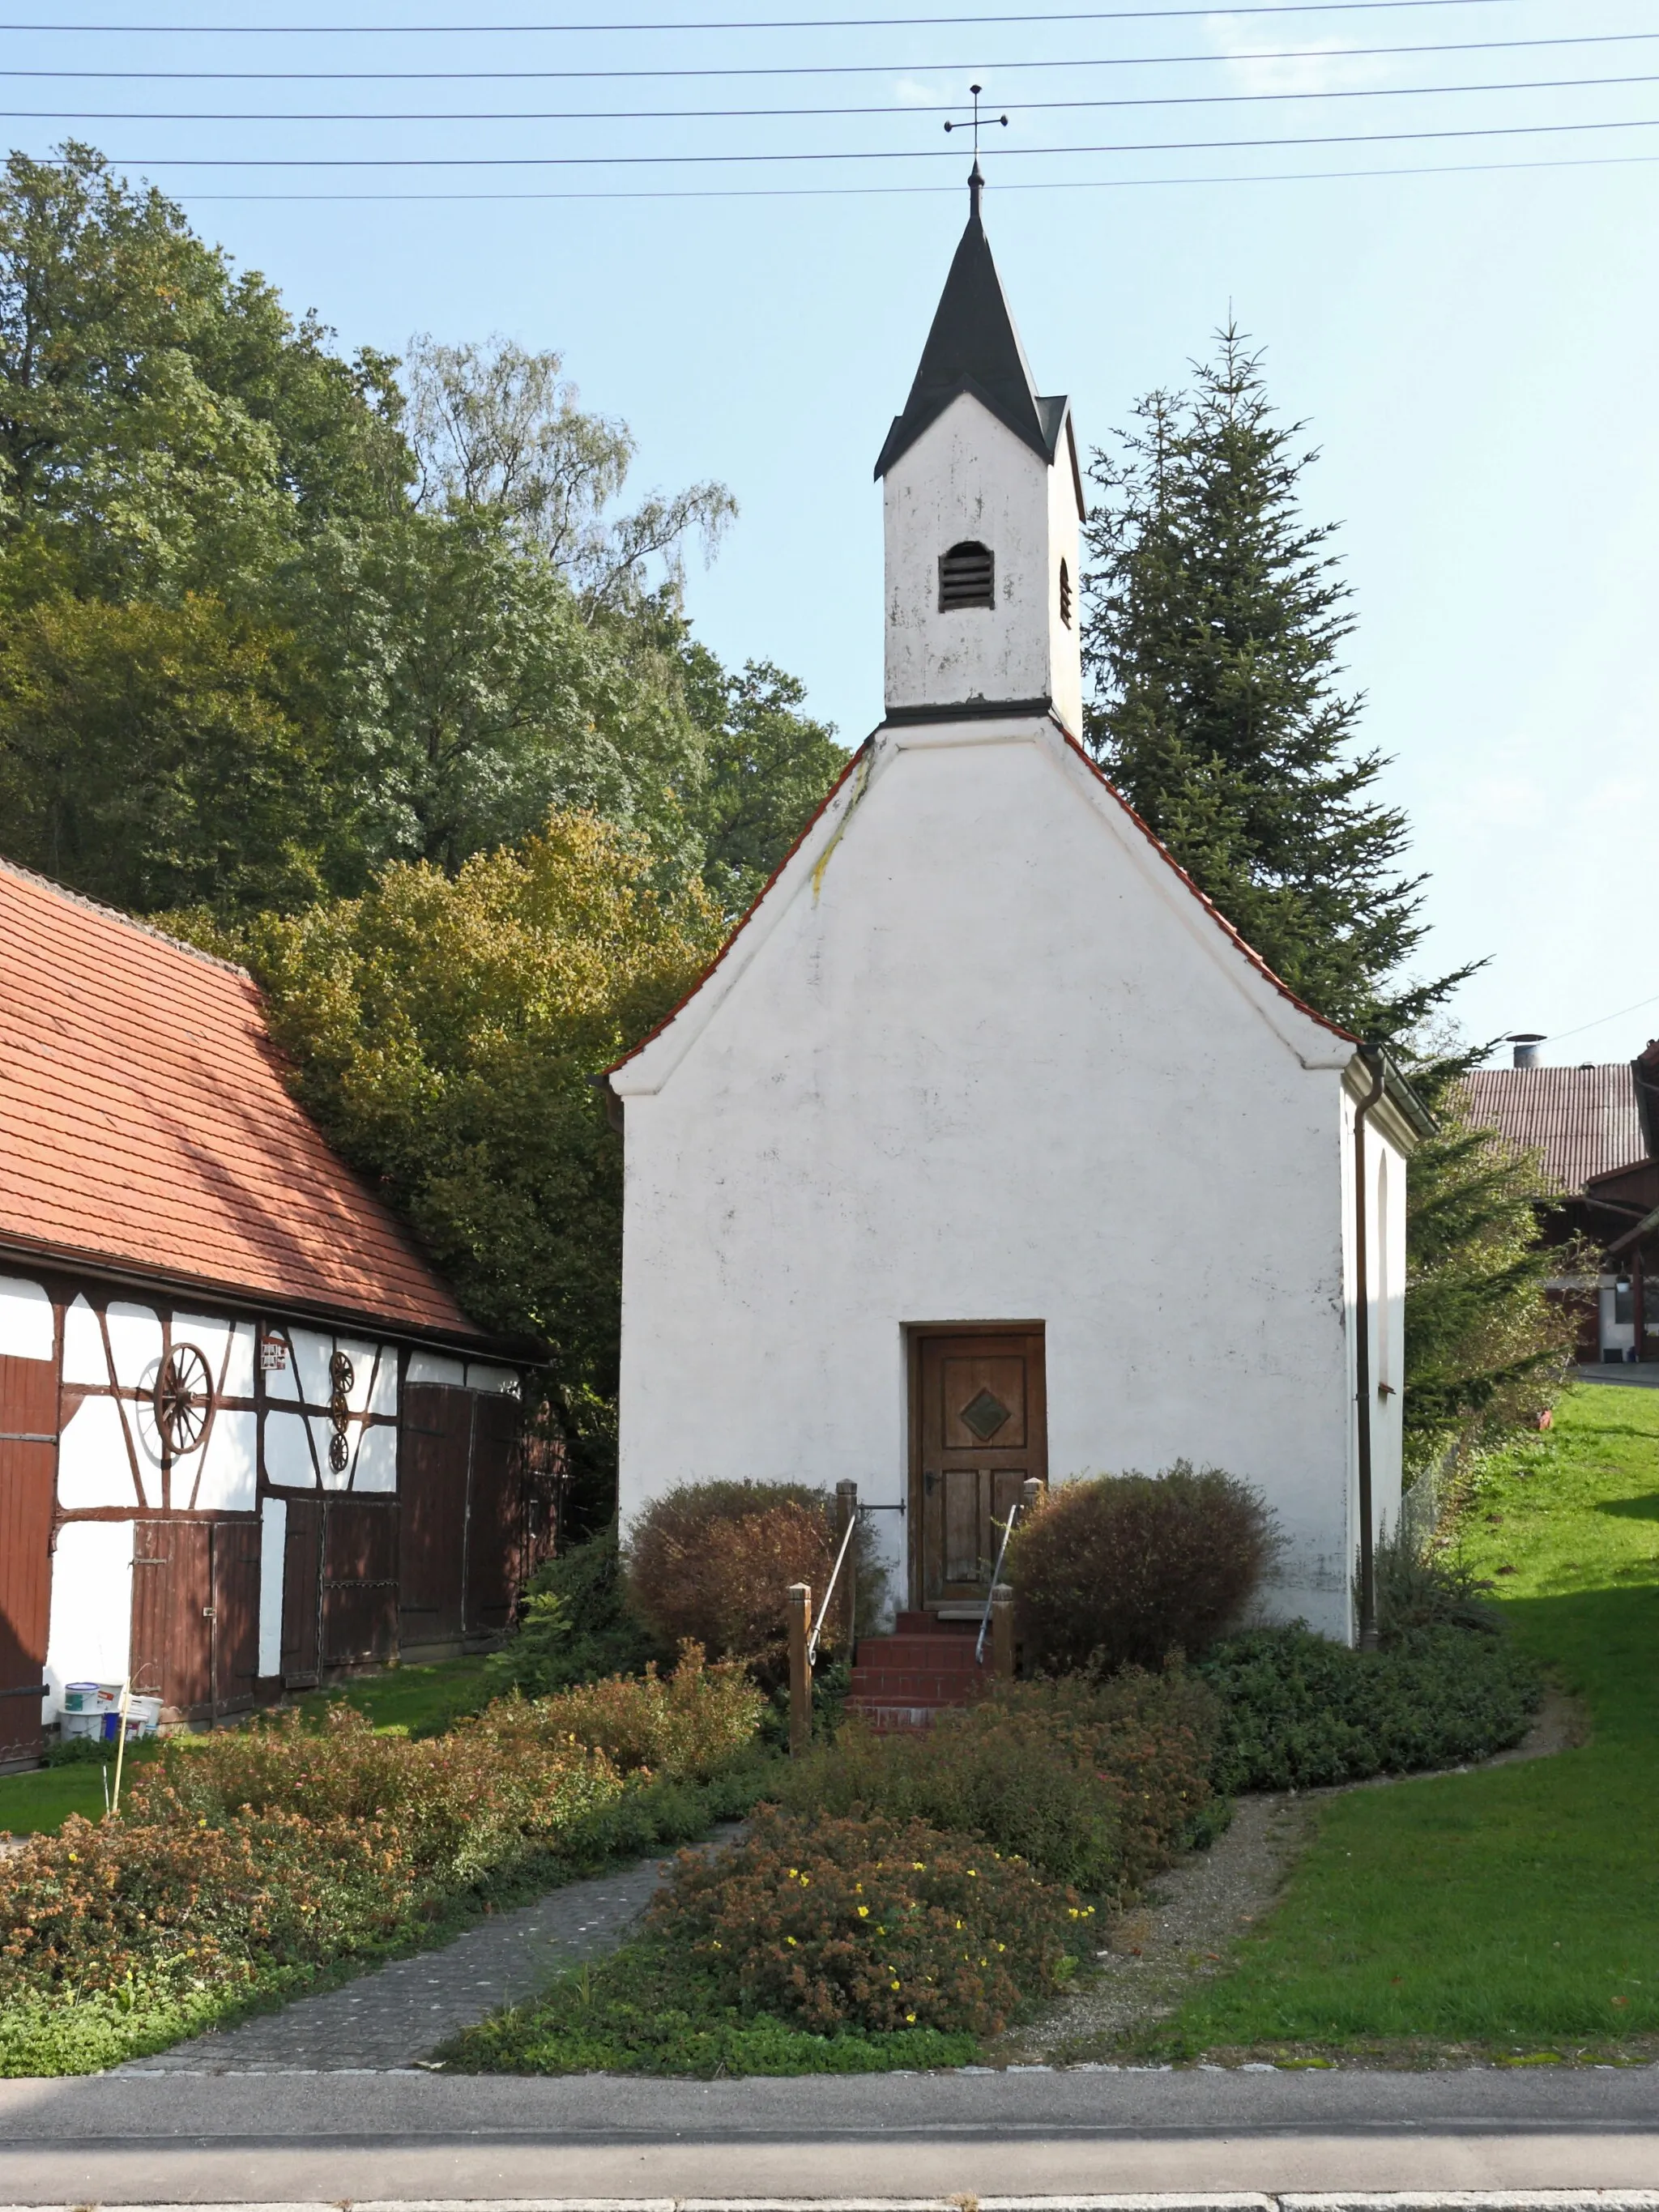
[202,1607,215,1619]
[923,1471,936,1496]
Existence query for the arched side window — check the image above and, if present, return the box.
[938,540,994,612]
[1059,557,1073,628]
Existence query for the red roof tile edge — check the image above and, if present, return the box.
[607,716,1355,1080]
[0,1225,490,1350]
[0,855,250,978]
[1057,723,1358,1046]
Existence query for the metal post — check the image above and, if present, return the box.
[1353,1048,1387,1652]
[787,1582,812,1757]
[109,1678,131,1818]
[991,1583,1015,1681]
[1017,1479,1043,1673]
[835,1481,858,1657]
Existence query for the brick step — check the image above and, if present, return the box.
[849,1636,988,1670]
[846,1701,949,1733]
[849,1663,995,1698]
[850,1659,989,1687]
[891,1611,979,1636]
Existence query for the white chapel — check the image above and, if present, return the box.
[609,170,1426,1643]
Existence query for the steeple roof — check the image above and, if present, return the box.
[874,165,1068,479]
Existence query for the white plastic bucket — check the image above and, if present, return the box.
[61,1683,100,1713]
[59,1710,104,1741]
[124,1696,163,1739]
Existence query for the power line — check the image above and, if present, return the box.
[15,66,1659,122]
[6,29,1653,85]
[0,1,1531,32]
[1542,992,1659,1047]
[41,113,1659,164]
[166,145,1659,199]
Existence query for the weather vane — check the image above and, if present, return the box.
[943,83,1008,160]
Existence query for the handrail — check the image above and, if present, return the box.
[975,1500,1021,1664]
[807,1507,859,1666]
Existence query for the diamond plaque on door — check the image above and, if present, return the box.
[959,1387,1011,1442]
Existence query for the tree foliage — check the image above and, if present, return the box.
[1403,1062,1582,1474]
[1082,326,1468,1040]
[217,810,723,1497]
[0,147,838,921]
[679,647,847,909]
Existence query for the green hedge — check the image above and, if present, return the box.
[1198,1623,1542,1792]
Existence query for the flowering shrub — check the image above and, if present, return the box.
[775,1666,1219,1899]
[987,1668,1224,1886]
[129,1703,627,1890]
[486,1643,767,1782]
[647,1805,1090,2038]
[0,1647,768,2074]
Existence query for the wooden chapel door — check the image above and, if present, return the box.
[914,1330,1047,1609]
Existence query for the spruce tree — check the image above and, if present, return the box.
[1082,325,1470,1040]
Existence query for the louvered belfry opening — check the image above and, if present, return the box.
[938,539,995,611]
[1059,556,1073,628]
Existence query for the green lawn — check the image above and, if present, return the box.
[291,1652,491,1737]
[0,1655,489,1838]
[1158,1380,1659,2057]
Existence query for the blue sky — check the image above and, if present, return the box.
[11,1,1657,1065]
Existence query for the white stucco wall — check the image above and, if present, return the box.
[616,718,1384,1639]
[883,396,1081,730]
[44,1520,134,1721]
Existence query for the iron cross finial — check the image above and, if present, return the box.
[944,83,1009,185]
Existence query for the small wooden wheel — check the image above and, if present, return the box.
[154,1344,213,1454]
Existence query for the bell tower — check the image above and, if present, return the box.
[875,165,1084,738]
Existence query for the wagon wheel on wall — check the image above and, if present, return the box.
[154,1344,214,1455]
[327,1348,356,1475]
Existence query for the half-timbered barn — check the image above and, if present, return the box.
[0,860,541,1770]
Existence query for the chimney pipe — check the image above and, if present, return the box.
[1508,1033,1545,1069]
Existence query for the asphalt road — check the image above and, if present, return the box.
[2,2065,1657,2197]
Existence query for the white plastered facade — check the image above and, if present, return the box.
[883,393,1083,735]
[614,712,1411,1641]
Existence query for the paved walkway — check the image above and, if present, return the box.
[120,1830,741,2074]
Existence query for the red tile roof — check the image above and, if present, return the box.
[1461,1062,1646,1195]
[0,862,482,1342]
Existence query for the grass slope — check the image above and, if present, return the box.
[1158,1382,1659,2055]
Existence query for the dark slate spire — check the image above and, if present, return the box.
[873,164,1059,479]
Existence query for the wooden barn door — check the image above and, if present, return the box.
[320,1498,399,1669]
[913,1331,1047,1610]
[398,1383,472,1652]
[131,1519,259,1717]
[0,1352,57,1767]
[464,1390,523,1642]
[211,1520,262,1712]
[280,1498,322,1687]
[131,1521,213,1715]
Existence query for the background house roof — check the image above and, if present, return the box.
[0,862,482,1342]
[1461,1061,1648,1194]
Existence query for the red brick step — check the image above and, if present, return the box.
[845,1609,992,1732]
